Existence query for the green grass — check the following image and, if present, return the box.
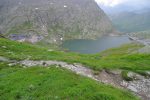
[0,38,149,99]
[0,38,150,73]
[0,62,139,100]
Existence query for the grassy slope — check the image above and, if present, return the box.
[0,38,150,73]
[0,62,139,100]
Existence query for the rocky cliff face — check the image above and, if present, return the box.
[0,0,115,44]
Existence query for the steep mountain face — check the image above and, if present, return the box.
[0,0,114,44]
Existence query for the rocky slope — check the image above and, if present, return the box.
[0,0,115,44]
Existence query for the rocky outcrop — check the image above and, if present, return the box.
[0,31,6,38]
[126,79,150,100]
[0,0,115,44]
[0,34,6,38]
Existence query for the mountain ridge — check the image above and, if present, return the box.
[0,0,115,44]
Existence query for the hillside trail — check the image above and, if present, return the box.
[1,57,150,100]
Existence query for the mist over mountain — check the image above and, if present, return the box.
[101,5,150,15]
[110,10,150,33]
[97,0,150,14]
[97,0,150,33]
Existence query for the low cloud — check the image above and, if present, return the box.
[95,0,150,8]
[95,0,127,7]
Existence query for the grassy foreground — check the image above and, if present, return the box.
[0,62,139,100]
[0,38,150,73]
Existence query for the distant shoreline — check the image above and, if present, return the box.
[127,33,150,46]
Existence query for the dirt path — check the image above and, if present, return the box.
[1,57,149,100]
[19,60,150,100]
[19,60,124,87]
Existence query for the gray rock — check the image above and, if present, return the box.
[126,79,150,100]
[127,72,145,80]
[0,56,9,62]
[107,69,122,75]
[146,71,150,76]
[127,85,138,92]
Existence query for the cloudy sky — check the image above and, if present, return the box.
[95,0,150,7]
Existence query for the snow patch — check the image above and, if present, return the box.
[64,5,67,8]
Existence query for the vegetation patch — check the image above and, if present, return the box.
[0,38,150,73]
[0,63,139,100]
[121,71,133,81]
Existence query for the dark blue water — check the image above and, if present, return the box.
[62,36,131,54]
